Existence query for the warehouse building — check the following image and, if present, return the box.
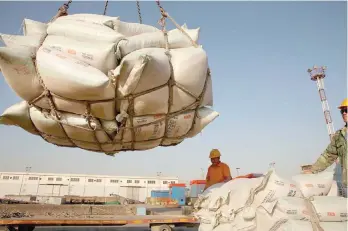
[0,171,179,202]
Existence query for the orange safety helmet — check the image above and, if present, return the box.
[209,149,221,159]
[338,98,348,109]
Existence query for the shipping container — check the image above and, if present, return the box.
[189,180,205,198]
[151,190,170,198]
[169,184,186,206]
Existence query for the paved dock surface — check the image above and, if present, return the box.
[36,227,198,231]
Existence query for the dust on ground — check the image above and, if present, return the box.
[0,204,137,219]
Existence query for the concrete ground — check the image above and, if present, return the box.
[35,226,198,231]
[0,204,190,219]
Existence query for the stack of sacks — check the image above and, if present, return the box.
[0,14,218,155]
[194,169,347,231]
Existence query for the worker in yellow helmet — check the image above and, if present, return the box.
[308,98,347,197]
[204,149,232,191]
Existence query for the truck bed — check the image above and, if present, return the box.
[0,215,197,225]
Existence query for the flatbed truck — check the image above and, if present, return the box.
[0,215,199,231]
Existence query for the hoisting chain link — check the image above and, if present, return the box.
[136,1,143,24]
[49,0,72,22]
[103,0,109,15]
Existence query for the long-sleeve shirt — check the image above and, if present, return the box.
[311,126,347,187]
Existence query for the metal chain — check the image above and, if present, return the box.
[136,1,142,24]
[103,0,109,15]
[48,0,72,23]
[64,0,72,9]
[155,0,161,8]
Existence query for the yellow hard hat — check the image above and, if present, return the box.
[209,149,221,158]
[338,98,348,109]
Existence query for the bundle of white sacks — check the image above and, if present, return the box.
[194,169,347,231]
[0,14,218,154]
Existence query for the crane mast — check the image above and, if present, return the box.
[307,66,335,140]
[307,65,343,196]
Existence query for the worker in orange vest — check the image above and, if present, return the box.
[204,149,232,191]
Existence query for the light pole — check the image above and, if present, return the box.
[19,167,31,196]
[156,172,162,190]
[200,168,205,179]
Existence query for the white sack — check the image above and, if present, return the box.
[255,197,310,231]
[36,46,115,100]
[161,137,184,146]
[327,180,339,196]
[34,96,116,121]
[0,34,44,49]
[259,196,311,220]
[170,46,208,100]
[257,196,348,231]
[195,182,226,210]
[201,74,213,107]
[198,223,214,231]
[42,35,118,74]
[122,107,218,142]
[166,110,195,138]
[116,26,200,57]
[112,20,160,36]
[231,213,256,231]
[0,102,217,152]
[99,139,163,152]
[132,86,169,115]
[198,223,255,231]
[194,168,347,231]
[194,178,263,214]
[0,16,218,153]
[0,102,110,143]
[23,18,48,36]
[319,222,348,231]
[0,46,43,101]
[112,48,170,97]
[47,17,125,44]
[59,14,120,27]
[197,213,256,231]
[292,171,334,197]
[253,169,303,206]
[212,178,263,211]
[276,220,347,231]
[29,106,111,143]
[113,47,209,116]
[0,102,116,153]
[194,179,263,230]
[0,45,116,119]
[172,106,218,140]
[122,114,166,142]
[0,101,39,135]
[311,196,348,222]
[113,47,170,115]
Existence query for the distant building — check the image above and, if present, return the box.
[0,171,179,202]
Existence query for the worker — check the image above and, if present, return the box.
[307,98,347,197]
[204,149,232,191]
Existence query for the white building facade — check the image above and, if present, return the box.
[0,172,179,202]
